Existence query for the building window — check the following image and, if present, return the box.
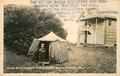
[85,21,87,25]
[31,0,36,4]
[89,22,92,27]
[108,20,111,26]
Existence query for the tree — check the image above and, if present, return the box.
[4,4,67,55]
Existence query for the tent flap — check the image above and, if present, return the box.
[27,38,40,55]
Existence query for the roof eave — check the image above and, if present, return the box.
[80,16,105,21]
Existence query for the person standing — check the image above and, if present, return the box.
[38,43,46,62]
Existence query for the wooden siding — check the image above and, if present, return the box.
[95,22,105,44]
[104,20,116,46]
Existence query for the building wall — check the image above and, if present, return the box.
[104,19,116,46]
[95,21,105,44]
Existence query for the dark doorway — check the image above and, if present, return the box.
[38,41,50,61]
[84,30,92,44]
[33,41,50,62]
[84,31,88,44]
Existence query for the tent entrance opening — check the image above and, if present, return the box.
[38,41,50,62]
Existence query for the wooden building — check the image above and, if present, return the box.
[78,15,117,47]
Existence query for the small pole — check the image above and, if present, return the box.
[104,19,106,45]
[86,20,89,44]
[95,18,98,45]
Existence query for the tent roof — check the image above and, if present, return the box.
[38,31,66,41]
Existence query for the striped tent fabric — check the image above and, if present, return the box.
[27,38,40,55]
[49,41,68,63]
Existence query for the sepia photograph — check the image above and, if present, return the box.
[1,0,120,75]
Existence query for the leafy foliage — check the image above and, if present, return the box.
[4,4,67,55]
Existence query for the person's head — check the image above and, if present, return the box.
[41,43,44,48]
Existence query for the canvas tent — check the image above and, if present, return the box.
[27,31,69,63]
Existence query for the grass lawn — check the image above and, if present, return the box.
[4,46,116,73]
